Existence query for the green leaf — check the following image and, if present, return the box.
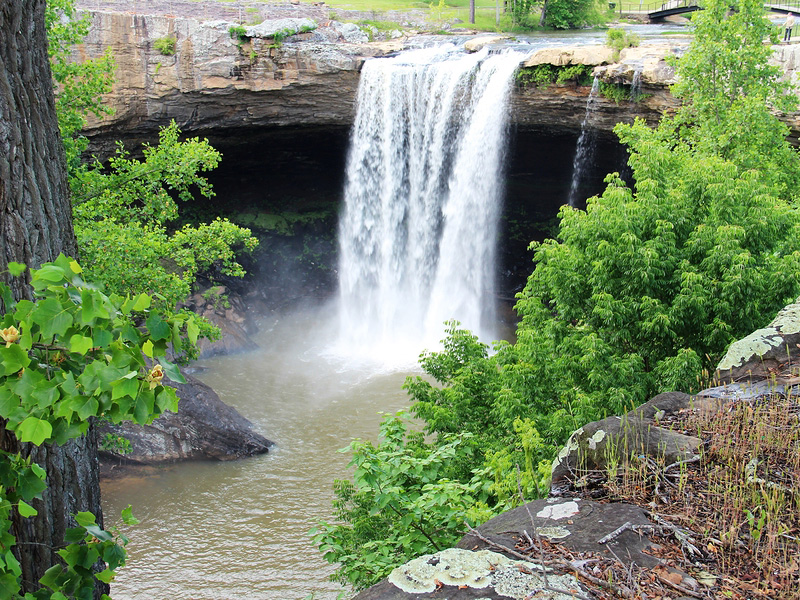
[93,327,113,349]
[80,288,109,324]
[155,387,178,414]
[15,417,53,445]
[84,524,112,542]
[0,571,21,597]
[186,319,200,345]
[32,297,73,339]
[7,263,26,276]
[32,264,68,284]
[146,314,170,341]
[160,360,185,384]
[0,344,31,375]
[74,511,97,527]
[103,543,127,571]
[111,377,139,401]
[94,568,114,584]
[69,334,94,356]
[17,500,37,518]
[0,389,19,419]
[141,339,154,358]
[121,504,139,525]
[75,396,99,421]
[39,564,64,591]
[17,465,46,500]
[132,393,154,424]
[132,294,151,312]
[171,322,183,352]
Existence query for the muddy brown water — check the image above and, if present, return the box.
[101,303,421,599]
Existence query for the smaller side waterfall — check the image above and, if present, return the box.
[567,76,600,208]
[630,65,643,102]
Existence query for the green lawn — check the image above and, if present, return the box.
[318,0,509,30]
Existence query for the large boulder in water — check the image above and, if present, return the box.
[99,372,272,471]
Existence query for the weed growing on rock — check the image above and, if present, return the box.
[153,36,176,56]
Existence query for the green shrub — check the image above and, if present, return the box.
[153,36,176,56]
[599,81,628,103]
[516,64,592,88]
[228,25,248,42]
[606,27,640,60]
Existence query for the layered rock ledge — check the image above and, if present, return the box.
[74,8,685,153]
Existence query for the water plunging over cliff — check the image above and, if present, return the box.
[568,76,600,208]
[336,46,523,363]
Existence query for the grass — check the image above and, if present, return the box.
[593,390,800,598]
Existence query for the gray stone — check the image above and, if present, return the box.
[355,546,585,599]
[245,18,316,39]
[464,35,509,53]
[330,21,369,44]
[715,297,800,382]
[99,372,272,469]
[182,286,258,359]
[459,498,664,569]
[550,392,702,496]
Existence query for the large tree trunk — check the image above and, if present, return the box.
[0,1,107,597]
[0,0,76,300]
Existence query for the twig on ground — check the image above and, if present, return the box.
[654,571,705,598]
[648,511,703,558]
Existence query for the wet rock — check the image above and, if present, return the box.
[245,18,316,39]
[593,43,681,85]
[330,21,369,43]
[464,35,509,53]
[523,45,615,67]
[354,498,689,599]
[182,285,258,358]
[715,296,800,382]
[550,392,704,496]
[459,498,663,569]
[99,372,272,470]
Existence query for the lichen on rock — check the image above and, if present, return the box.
[716,297,800,379]
[386,548,584,598]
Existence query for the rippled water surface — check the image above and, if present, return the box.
[101,303,419,599]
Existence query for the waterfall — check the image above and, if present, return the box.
[336,46,523,363]
[630,65,643,101]
[567,76,599,208]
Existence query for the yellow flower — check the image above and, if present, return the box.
[145,364,164,389]
[0,326,20,347]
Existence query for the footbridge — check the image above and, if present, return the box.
[634,0,800,20]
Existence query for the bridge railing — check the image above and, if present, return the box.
[616,0,800,14]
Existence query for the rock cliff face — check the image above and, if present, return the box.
[74,9,800,151]
[77,11,385,153]
[76,10,683,153]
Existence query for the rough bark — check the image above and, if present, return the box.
[0,0,76,300]
[0,1,106,597]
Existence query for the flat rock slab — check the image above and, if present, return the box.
[458,497,662,570]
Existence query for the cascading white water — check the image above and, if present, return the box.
[630,65,643,101]
[567,76,600,208]
[336,45,523,364]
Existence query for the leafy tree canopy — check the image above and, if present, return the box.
[0,258,200,598]
[47,0,258,330]
[316,0,800,590]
